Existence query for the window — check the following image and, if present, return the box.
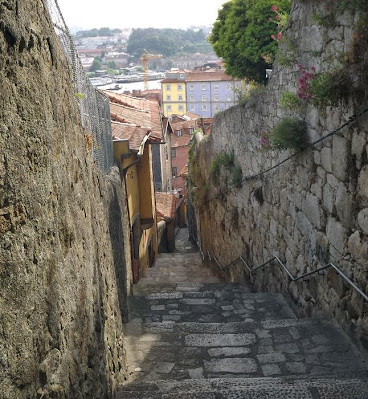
[177,129,182,136]
[214,94,219,101]
[189,84,194,91]
[190,95,195,101]
[214,105,220,111]
[165,147,168,161]
[178,95,183,101]
[227,83,232,90]
[189,128,194,134]
[172,167,178,178]
[214,83,219,90]
[178,105,184,112]
[179,74,184,78]
[166,84,171,91]
[166,95,171,101]
[171,148,176,158]
[178,84,183,91]
[167,105,172,112]
[201,84,207,90]
[202,95,207,101]
[190,105,195,111]
[202,105,207,111]
[227,94,232,101]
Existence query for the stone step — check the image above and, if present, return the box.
[123,318,367,383]
[117,377,368,398]
[133,282,251,296]
[128,288,296,323]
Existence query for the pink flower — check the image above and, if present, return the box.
[269,17,273,21]
[276,32,283,40]
[275,15,281,21]
[271,5,278,11]
[271,34,276,40]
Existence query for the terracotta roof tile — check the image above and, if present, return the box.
[111,122,150,152]
[106,91,163,138]
[169,118,195,148]
[156,192,182,220]
[186,71,237,82]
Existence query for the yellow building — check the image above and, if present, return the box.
[106,91,163,283]
[161,70,188,117]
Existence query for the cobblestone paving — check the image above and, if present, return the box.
[118,228,368,398]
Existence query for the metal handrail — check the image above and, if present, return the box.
[189,234,368,303]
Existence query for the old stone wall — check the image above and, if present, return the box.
[192,1,368,357]
[0,1,132,398]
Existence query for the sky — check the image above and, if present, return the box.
[57,0,227,31]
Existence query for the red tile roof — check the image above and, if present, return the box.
[186,71,236,82]
[106,91,163,139]
[111,122,160,152]
[169,117,195,148]
[156,192,182,220]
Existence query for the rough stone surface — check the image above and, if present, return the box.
[189,1,368,360]
[0,2,132,398]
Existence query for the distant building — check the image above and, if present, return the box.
[168,114,197,199]
[186,70,242,117]
[161,69,189,117]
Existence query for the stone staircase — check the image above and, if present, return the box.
[117,230,368,398]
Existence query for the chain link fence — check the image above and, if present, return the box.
[43,0,114,174]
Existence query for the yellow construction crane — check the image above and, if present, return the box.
[141,50,162,91]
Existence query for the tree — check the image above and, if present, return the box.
[107,61,117,69]
[90,58,102,72]
[209,0,291,83]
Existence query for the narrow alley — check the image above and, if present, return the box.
[118,228,368,398]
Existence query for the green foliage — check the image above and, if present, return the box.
[231,165,243,188]
[90,58,102,72]
[275,37,297,67]
[312,12,335,27]
[234,82,267,107]
[210,151,235,176]
[107,61,117,69]
[127,28,210,58]
[209,0,291,82]
[280,92,302,111]
[270,117,308,151]
[309,73,336,108]
[75,27,121,38]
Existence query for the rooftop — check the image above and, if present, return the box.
[156,192,182,220]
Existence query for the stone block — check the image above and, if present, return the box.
[326,217,347,260]
[257,353,286,363]
[335,183,353,229]
[320,147,332,173]
[358,208,368,235]
[322,183,334,214]
[296,211,313,240]
[332,135,349,181]
[348,231,368,264]
[188,368,204,379]
[286,362,307,374]
[207,347,251,357]
[262,364,281,376]
[358,166,368,201]
[204,358,258,374]
[185,333,256,347]
[304,193,321,229]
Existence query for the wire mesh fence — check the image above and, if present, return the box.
[43,0,114,174]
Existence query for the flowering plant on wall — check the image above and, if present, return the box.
[269,4,289,42]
